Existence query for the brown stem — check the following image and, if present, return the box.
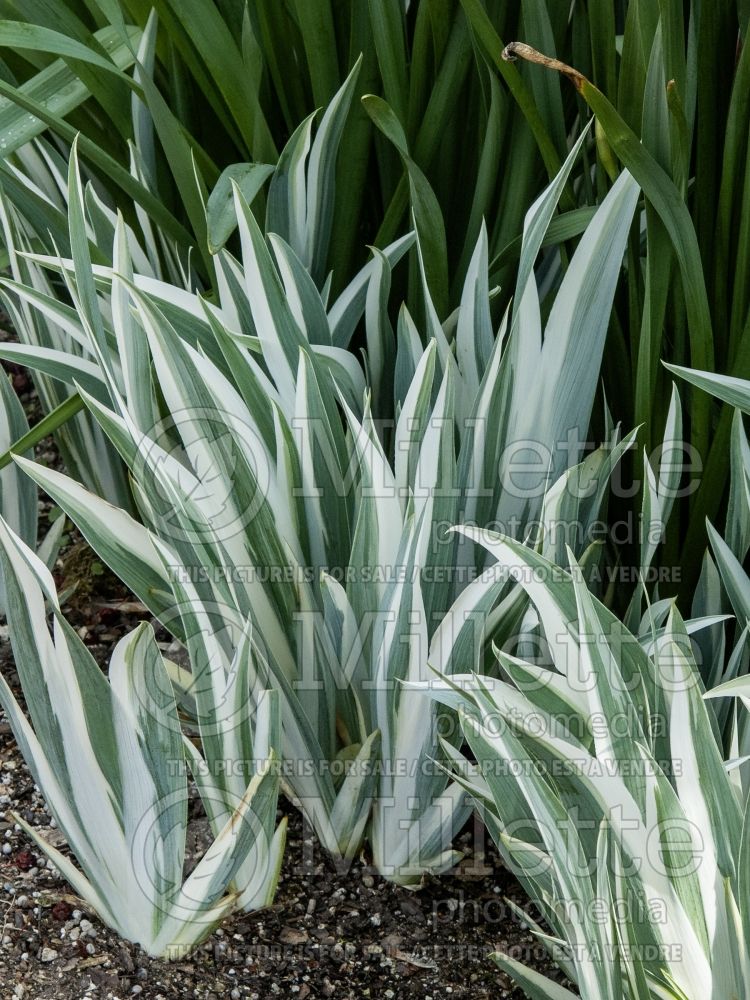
[502,41,586,93]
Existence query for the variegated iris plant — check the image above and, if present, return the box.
[418,532,750,1000]
[0,62,366,546]
[665,362,750,742]
[0,515,284,957]
[0,127,639,884]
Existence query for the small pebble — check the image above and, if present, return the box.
[40,946,58,963]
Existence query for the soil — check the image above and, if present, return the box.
[0,353,573,1000]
